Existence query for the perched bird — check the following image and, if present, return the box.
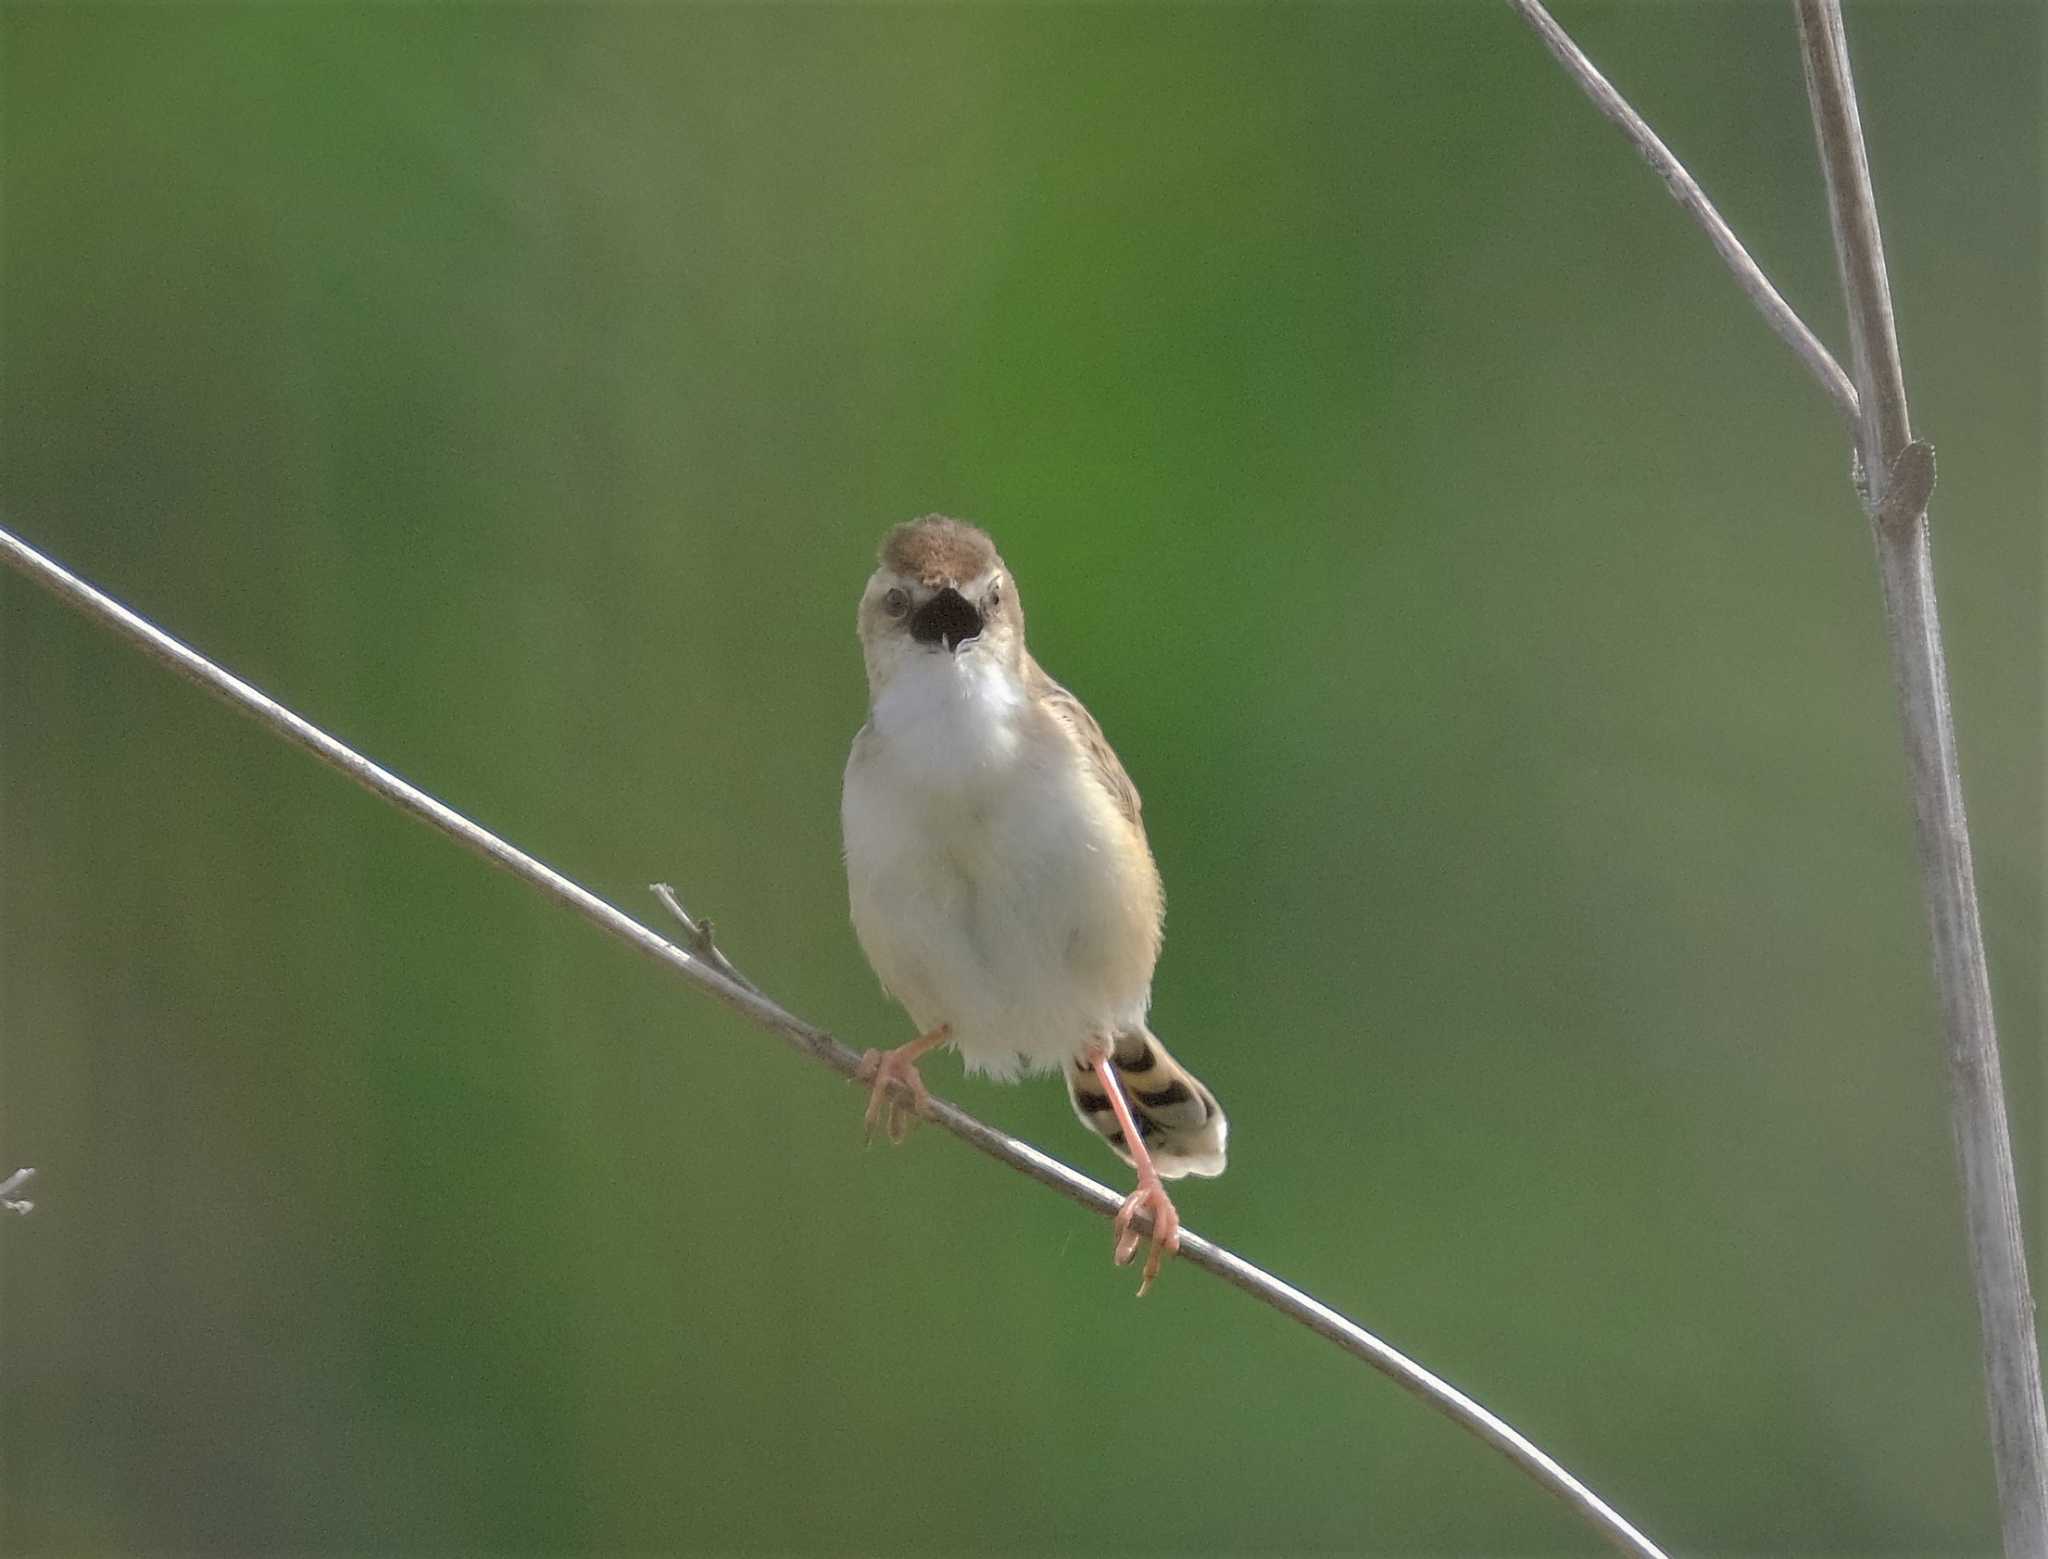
[840,515,1227,1293]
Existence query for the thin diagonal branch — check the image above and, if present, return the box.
[0,520,1670,1558]
[1795,4,2048,1550]
[1507,0,1862,428]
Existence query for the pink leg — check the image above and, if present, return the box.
[857,1024,950,1144]
[1093,1053,1182,1297]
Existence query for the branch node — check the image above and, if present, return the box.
[1,1166,36,1215]
[650,882,762,997]
[1872,439,1936,537]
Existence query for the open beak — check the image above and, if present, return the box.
[909,587,984,652]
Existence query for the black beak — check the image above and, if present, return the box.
[909,587,984,651]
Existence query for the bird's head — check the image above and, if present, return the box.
[857,515,1025,692]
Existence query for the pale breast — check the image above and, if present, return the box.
[841,655,1162,1079]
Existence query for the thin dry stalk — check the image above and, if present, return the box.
[1510,0,2045,1547]
[1796,4,2048,1549]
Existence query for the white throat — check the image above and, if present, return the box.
[869,647,1029,792]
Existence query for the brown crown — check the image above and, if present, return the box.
[879,514,1001,587]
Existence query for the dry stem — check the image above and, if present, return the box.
[1511,0,2045,1546]
[1796,4,2048,1548]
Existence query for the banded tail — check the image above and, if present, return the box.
[1066,1029,1228,1180]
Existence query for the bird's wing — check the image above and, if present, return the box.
[1026,658,1143,830]
[846,718,878,768]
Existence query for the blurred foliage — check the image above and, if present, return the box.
[1,3,2038,1554]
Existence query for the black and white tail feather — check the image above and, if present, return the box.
[1066,1029,1227,1180]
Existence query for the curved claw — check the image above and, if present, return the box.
[1112,1178,1182,1297]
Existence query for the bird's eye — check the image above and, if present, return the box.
[882,587,911,618]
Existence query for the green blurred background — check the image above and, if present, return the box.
[2,3,2038,1553]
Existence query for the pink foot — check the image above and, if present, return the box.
[1113,1175,1182,1297]
[856,1025,948,1144]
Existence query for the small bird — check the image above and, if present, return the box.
[841,515,1227,1294]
